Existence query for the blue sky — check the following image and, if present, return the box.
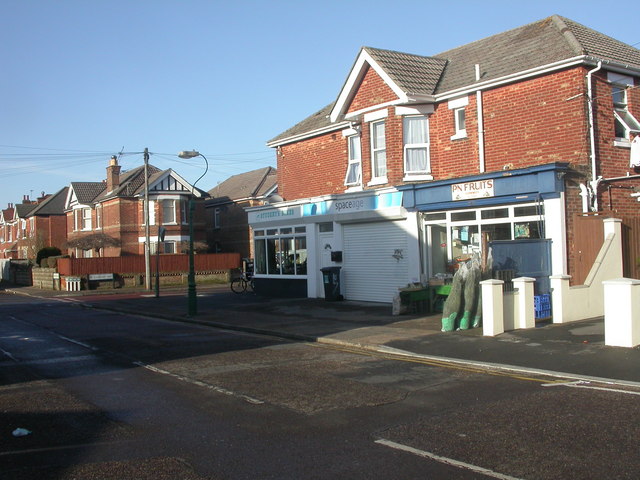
[1,1,638,209]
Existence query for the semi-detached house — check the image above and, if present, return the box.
[248,15,640,302]
[64,156,207,258]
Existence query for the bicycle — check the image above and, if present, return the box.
[230,269,254,294]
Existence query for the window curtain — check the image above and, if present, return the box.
[404,117,428,173]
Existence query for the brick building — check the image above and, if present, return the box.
[205,166,277,259]
[248,15,640,301]
[0,189,68,260]
[64,156,208,257]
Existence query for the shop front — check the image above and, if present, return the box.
[403,163,570,290]
[247,189,421,301]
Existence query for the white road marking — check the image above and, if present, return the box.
[542,380,640,395]
[133,361,264,405]
[375,438,524,480]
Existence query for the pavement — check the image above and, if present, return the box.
[3,282,640,386]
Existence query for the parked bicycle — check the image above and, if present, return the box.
[230,259,254,294]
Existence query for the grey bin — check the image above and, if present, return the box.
[321,266,343,301]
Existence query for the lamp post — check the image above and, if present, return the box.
[178,150,209,316]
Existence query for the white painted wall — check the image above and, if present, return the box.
[551,218,624,323]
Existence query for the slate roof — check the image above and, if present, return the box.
[28,187,69,216]
[269,15,640,145]
[14,202,37,219]
[207,167,277,203]
[97,164,163,201]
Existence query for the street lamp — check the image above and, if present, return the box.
[178,150,209,316]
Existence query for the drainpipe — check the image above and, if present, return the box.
[587,61,603,211]
[476,64,486,173]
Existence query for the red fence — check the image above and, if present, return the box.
[57,253,241,276]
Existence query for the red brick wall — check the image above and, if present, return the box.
[347,66,398,113]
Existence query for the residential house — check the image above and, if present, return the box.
[248,15,640,301]
[0,203,16,259]
[24,187,69,260]
[64,156,208,258]
[205,166,277,259]
[0,192,65,260]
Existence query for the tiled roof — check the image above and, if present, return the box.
[28,187,69,216]
[97,164,163,200]
[70,182,105,205]
[268,104,335,145]
[270,15,640,144]
[366,47,447,96]
[207,167,277,203]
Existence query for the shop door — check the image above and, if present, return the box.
[426,224,448,278]
[343,221,408,303]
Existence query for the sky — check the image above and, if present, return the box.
[1,1,639,209]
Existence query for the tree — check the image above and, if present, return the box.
[65,233,120,257]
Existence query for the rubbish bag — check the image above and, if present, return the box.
[441,265,465,332]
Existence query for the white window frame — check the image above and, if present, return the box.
[344,135,362,188]
[82,208,91,231]
[369,120,387,185]
[449,96,468,140]
[609,74,640,146]
[403,115,431,179]
[95,204,102,230]
[181,199,188,225]
[161,199,176,225]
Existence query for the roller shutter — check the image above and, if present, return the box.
[342,221,409,303]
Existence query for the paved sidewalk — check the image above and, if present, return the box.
[4,283,640,386]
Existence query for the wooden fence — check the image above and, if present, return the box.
[57,253,241,276]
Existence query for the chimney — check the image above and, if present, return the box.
[106,155,121,192]
[22,195,30,204]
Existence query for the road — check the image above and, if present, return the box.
[1,292,639,479]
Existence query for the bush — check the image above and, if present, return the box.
[37,247,62,267]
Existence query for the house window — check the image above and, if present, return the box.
[162,199,176,224]
[403,115,430,175]
[21,219,26,239]
[163,241,176,254]
[96,205,102,229]
[147,200,156,226]
[214,208,221,229]
[180,199,188,224]
[82,208,91,230]
[254,226,307,276]
[370,120,387,181]
[448,96,469,140]
[610,74,640,142]
[454,108,466,137]
[344,135,362,186]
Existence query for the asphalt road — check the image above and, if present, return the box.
[1,292,640,479]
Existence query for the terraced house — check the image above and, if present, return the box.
[248,15,640,301]
[64,156,208,257]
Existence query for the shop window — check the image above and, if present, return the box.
[318,222,333,233]
[481,208,509,219]
[254,226,307,276]
[514,222,542,239]
[451,210,476,222]
[514,205,543,217]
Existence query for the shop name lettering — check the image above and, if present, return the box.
[334,199,365,212]
[452,180,494,199]
[255,209,294,219]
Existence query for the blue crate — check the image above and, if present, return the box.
[534,294,551,320]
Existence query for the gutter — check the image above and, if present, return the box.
[587,61,603,212]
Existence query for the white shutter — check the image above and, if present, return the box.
[342,221,409,303]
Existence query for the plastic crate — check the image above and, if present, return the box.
[534,294,551,320]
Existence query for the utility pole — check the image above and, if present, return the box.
[144,148,151,290]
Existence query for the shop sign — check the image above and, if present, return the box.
[248,206,299,223]
[451,179,494,201]
[303,192,403,217]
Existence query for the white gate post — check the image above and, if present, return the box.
[550,275,570,324]
[603,278,640,348]
[513,277,536,329]
[481,279,504,336]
